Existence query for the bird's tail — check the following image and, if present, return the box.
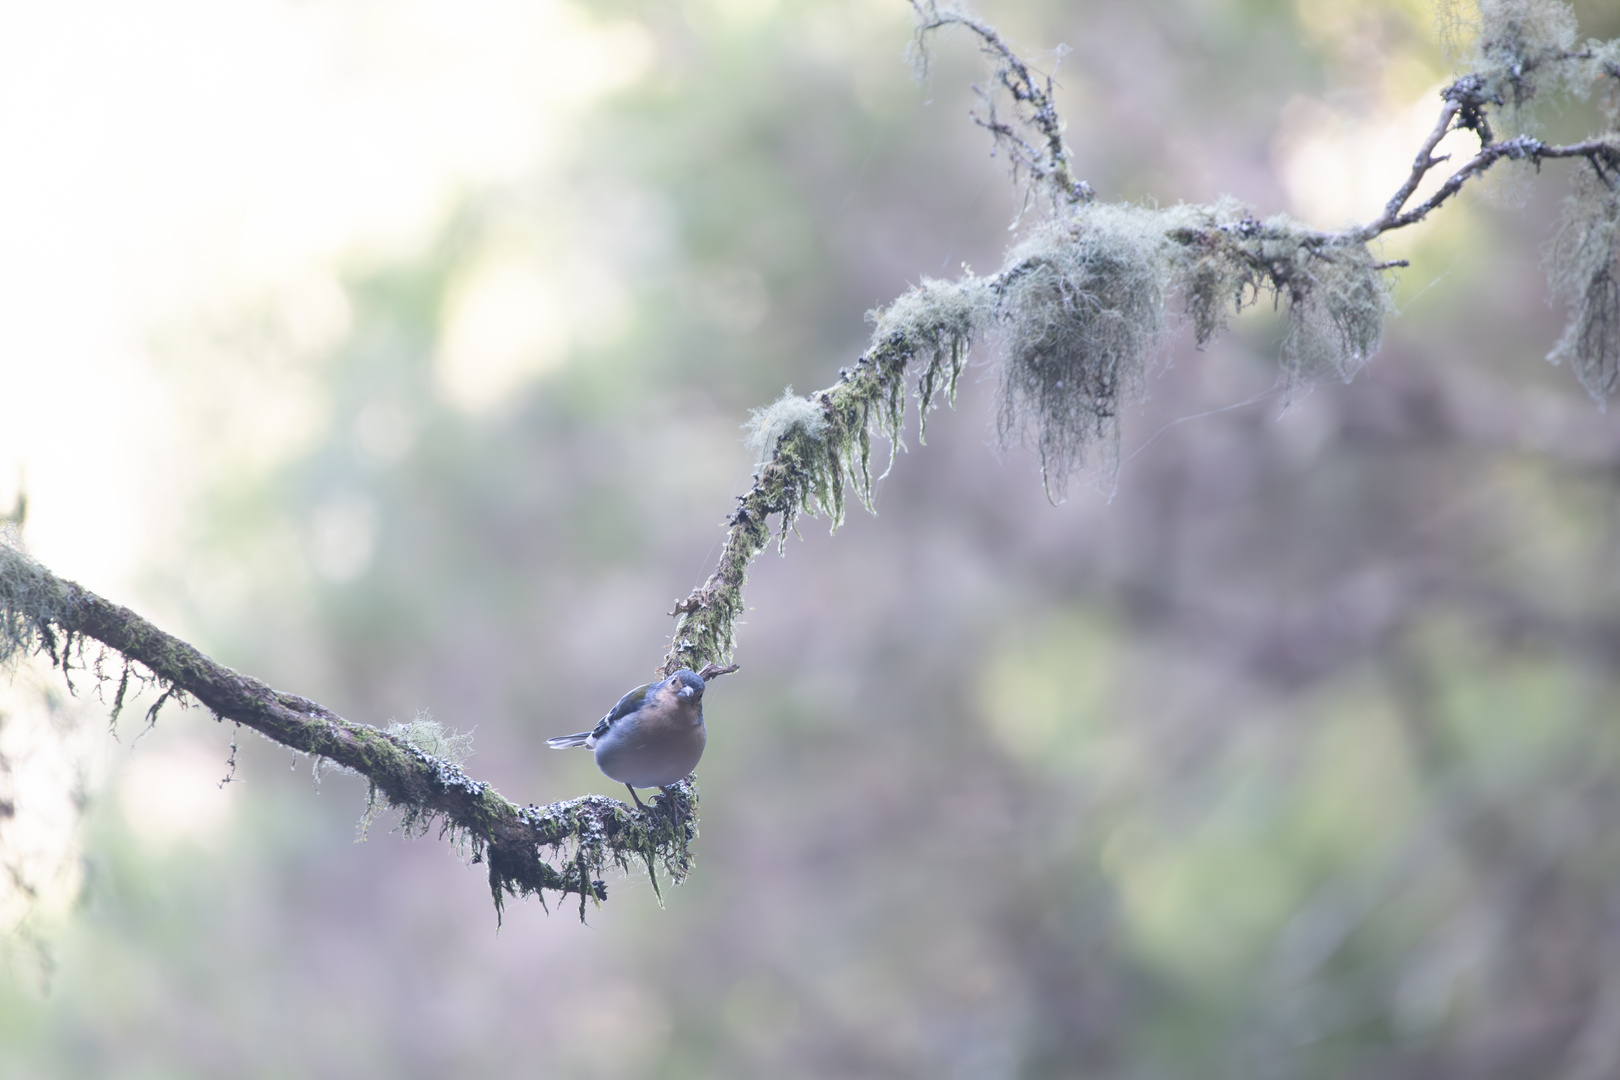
[546,732,593,749]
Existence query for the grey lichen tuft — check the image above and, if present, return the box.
[1596,40,1620,127]
[750,388,844,545]
[1442,0,1582,129]
[1165,205,1394,391]
[744,389,829,469]
[994,204,1172,494]
[1548,164,1620,401]
[1479,0,1580,111]
[1165,198,1265,347]
[1275,238,1394,388]
[385,712,474,768]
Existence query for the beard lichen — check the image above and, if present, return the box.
[1170,198,1266,348]
[385,712,474,768]
[746,277,992,542]
[1548,162,1620,401]
[868,275,994,445]
[1465,0,1582,125]
[1275,239,1393,388]
[725,198,1399,523]
[993,205,1173,494]
[1166,205,1394,391]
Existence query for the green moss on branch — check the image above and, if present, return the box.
[0,534,688,920]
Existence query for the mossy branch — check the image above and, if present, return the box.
[664,275,989,675]
[5,2,1619,923]
[663,0,1620,676]
[0,535,694,922]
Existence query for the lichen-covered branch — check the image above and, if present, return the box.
[662,0,1620,677]
[1324,69,1620,246]
[4,1,1620,924]
[0,534,694,922]
[664,274,990,675]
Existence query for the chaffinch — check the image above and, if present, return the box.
[548,668,717,810]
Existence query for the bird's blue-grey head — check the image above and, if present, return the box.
[671,669,706,702]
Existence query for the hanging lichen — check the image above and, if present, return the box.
[1165,207,1395,390]
[1438,0,1584,133]
[868,275,992,445]
[1475,0,1581,119]
[1167,198,1267,348]
[1274,238,1394,388]
[1548,164,1620,401]
[994,204,1173,495]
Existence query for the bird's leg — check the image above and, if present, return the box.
[625,784,648,811]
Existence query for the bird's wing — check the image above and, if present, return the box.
[594,681,655,737]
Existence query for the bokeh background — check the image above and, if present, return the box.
[2,0,1620,1076]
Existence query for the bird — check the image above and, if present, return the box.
[548,668,711,811]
